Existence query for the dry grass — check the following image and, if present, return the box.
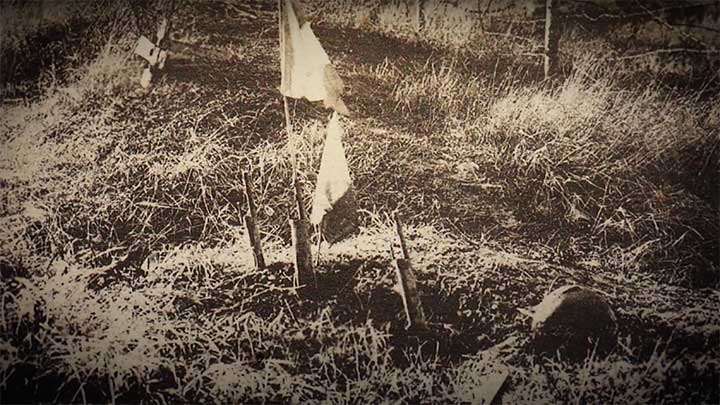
[4,218,717,402]
[1,0,718,403]
[353,41,717,280]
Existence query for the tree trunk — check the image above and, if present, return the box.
[544,0,561,79]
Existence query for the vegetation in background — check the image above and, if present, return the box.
[1,0,718,402]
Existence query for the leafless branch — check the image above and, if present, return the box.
[612,48,720,61]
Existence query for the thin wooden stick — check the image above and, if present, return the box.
[392,212,428,331]
[393,212,410,260]
[243,170,265,269]
[393,258,428,331]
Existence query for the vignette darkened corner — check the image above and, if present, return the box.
[1,0,718,403]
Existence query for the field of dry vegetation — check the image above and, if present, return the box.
[1,0,718,403]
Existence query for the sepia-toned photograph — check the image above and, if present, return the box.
[1,0,718,403]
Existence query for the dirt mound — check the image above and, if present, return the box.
[522,285,617,361]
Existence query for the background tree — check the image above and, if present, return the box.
[544,0,561,79]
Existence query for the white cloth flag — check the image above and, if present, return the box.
[135,35,159,65]
[310,113,358,242]
[280,0,348,114]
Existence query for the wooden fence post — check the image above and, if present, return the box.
[544,0,561,79]
[393,212,428,331]
[243,171,265,270]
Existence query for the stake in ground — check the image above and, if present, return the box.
[0,1,718,403]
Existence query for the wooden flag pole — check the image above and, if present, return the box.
[281,67,314,289]
[291,217,314,289]
[278,0,299,187]
[291,179,315,290]
[243,170,265,270]
[393,212,428,331]
[278,0,314,289]
[283,96,299,185]
[293,164,308,221]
